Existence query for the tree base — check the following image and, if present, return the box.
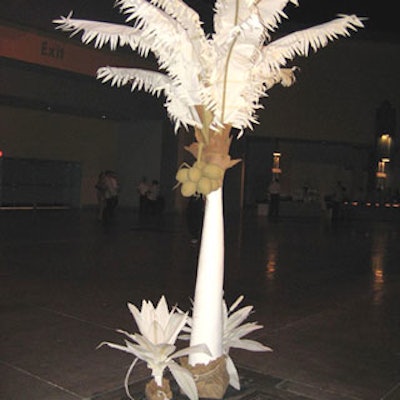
[181,356,229,399]
[145,377,173,400]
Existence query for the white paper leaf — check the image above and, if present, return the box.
[124,358,139,400]
[150,0,205,40]
[225,305,253,331]
[262,14,364,70]
[257,0,299,33]
[173,343,211,359]
[209,12,266,128]
[96,67,200,131]
[226,355,240,390]
[168,360,199,400]
[55,1,363,153]
[228,295,244,313]
[214,0,250,35]
[116,0,203,102]
[53,13,140,51]
[99,339,144,355]
[164,312,189,344]
[229,338,272,352]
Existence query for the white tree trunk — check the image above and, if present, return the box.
[189,187,224,366]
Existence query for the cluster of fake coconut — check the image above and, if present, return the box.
[175,161,224,197]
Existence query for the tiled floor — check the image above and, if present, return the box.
[0,208,399,400]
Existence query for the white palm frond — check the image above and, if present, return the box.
[226,355,240,390]
[213,0,252,36]
[97,66,201,131]
[53,12,141,51]
[169,361,199,400]
[53,9,199,91]
[149,0,203,36]
[150,0,213,78]
[116,0,204,105]
[206,13,266,131]
[97,66,166,95]
[261,14,364,74]
[55,2,363,136]
[214,0,298,37]
[256,0,299,33]
[221,296,271,389]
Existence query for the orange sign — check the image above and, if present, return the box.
[0,23,153,76]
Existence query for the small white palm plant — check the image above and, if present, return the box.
[181,296,272,391]
[54,0,364,392]
[98,296,210,400]
[222,296,272,390]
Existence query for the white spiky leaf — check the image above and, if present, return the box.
[125,358,139,400]
[214,0,298,37]
[224,322,264,348]
[150,0,204,38]
[116,0,203,101]
[169,360,199,400]
[207,13,266,129]
[256,0,299,33]
[97,67,201,131]
[53,12,141,50]
[213,0,251,35]
[226,355,240,389]
[150,0,212,80]
[262,14,365,72]
[225,305,253,330]
[54,0,363,134]
[228,338,272,352]
[99,297,209,400]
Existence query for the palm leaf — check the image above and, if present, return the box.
[206,12,266,131]
[53,12,140,51]
[213,0,249,35]
[124,358,139,400]
[164,312,189,344]
[96,67,201,130]
[154,295,170,326]
[150,0,203,35]
[226,355,240,389]
[257,0,299,33]
[116,0,203,97]
[213,0,297,36]
[151,0,212,79]
[173,343,211,359]
[98,340,151,360]
[228,295,245,313]
[97,67,163,93]
[225,305,253,331]
[169,360,199,400]
[229,338,273,352]
[261,14,364,74]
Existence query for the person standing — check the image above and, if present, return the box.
[147,179,161,215]
[268,178,281,220]
[137,176,150,217]
[95,171,106,221]
[102,170,119,224]
[332,180,346,221]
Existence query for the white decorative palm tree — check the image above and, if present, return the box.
[54,0,363,389]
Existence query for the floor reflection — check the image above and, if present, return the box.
[265,241,278,282]
[370,230,387,308]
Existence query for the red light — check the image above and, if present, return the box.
[0,150,3,157]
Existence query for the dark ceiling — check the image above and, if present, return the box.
[0,0,398,37]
